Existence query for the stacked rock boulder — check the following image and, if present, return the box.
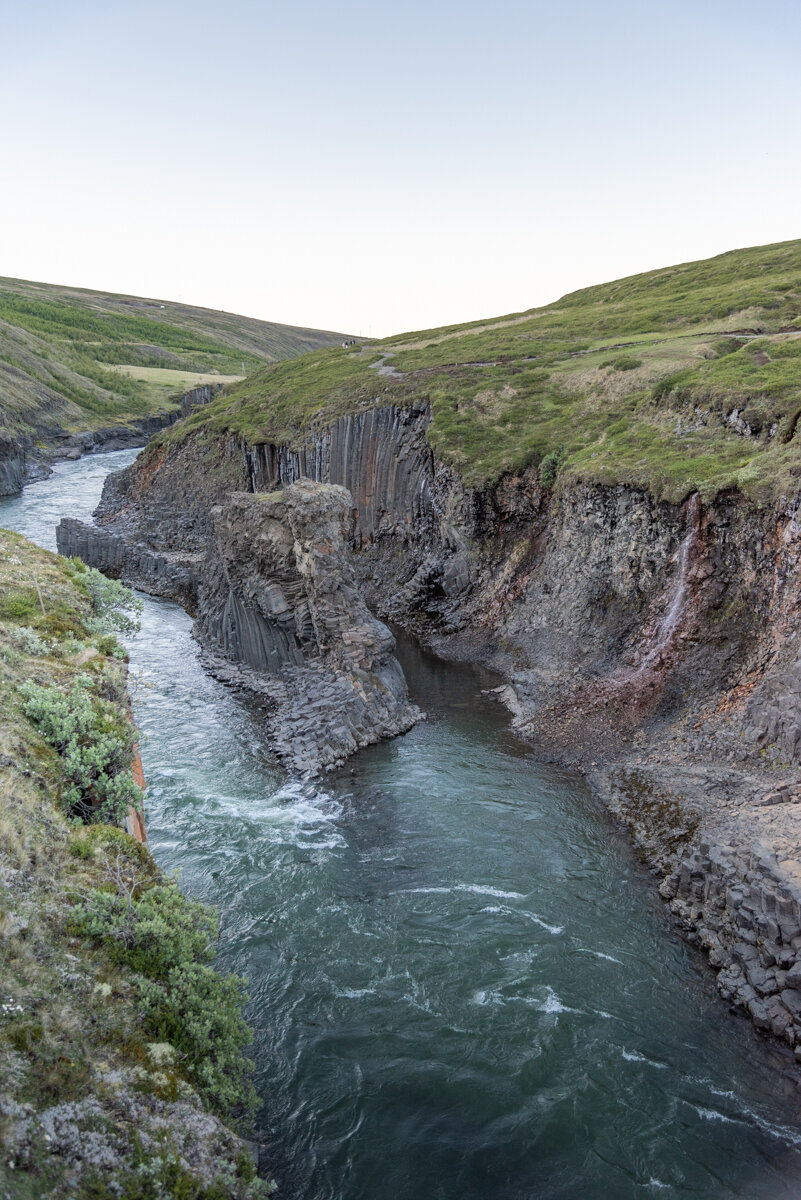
[663,840,801,1055]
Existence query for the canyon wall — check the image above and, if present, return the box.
[61,402,801,752]
[0,411,181,497]
[59,467,421,774]
[56,400,801,1053]
[196,483,420,773]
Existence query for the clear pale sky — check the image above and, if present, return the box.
[3,0,800,337]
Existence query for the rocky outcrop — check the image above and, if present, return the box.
[244,404,435,543]
[0,430,26,496]
[180,383,222,418]
[79,402,801,751]
[198,482,420,772]
[598,760,801,1059]
[88,405,477,623]
[56,518,200,610]
[59,480,420,774]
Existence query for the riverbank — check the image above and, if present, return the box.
[0,528,272,1199]
[0,411,181,498]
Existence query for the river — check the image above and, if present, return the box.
[3,449,801,1199]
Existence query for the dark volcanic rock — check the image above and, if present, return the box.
[56,517,200,609]
[198,482,421,773]
[0,431,25,496]
[60,479,421,775]
[58,396,801,1057]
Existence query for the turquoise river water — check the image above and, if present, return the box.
[4,449,801,1198]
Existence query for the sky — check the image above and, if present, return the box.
[2,0,801,338]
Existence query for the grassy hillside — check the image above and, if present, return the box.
[0,530,272,1198]
[0,275,345,448]
[167,239,801,502]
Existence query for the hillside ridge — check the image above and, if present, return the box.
[0,274,347,493]
[166,236,801,503]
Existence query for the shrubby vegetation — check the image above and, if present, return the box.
[20,671,142,824]
[0,530,269,1196]
[538,446,566,488]
[82,1142,274,1200]
[72,559,143,638]
[18,565,144,823]
[72,869,257,1120]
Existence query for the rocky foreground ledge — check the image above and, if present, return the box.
[58,479,421,775]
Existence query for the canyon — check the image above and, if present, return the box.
[58,387,801,1061]
[9,236,801,1197]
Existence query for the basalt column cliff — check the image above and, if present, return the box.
[58,238,801,1056]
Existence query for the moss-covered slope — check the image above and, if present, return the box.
[166,238,801,501]
[0,530,272,1199]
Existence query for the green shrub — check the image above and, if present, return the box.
[68,834,93,859]
[83,822,153,867]
[651,371,691,402]
[0,588,37,619]
[72,884,216,977]
[94,632,125,658]
[138,964,256,1119]
[72,880,257,1121]
[601,354,642,371]
[72,563,142,637]
[7,625,49,656]
[20,672,142,824]
[538,446,566,488]
[82,1140,275,1199]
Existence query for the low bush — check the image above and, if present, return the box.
[81,1140,275,1199]
[138,963,255,1118]
[601,354,643,371]
[0,588,38,619]
[71,563,143,637]
[538,446,566,487]
[20,673,142,824]
[73,883,216,977]
[72,877,257,1121]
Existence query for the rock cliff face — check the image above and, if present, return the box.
[59,477,420,774]
[0,411,180,497]
[196,483,420,773]
[0,430,26,496]
[57,399,801,1055]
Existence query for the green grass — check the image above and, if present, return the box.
[159,238,801,502]
[0,276,345,450]
[109,365,244,386]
